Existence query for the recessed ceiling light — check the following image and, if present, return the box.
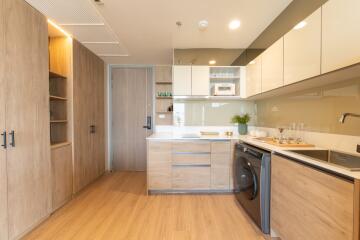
[293,21,307,30]
[198,20,209,31]
[209,60,216,65]
[229,20,241,30]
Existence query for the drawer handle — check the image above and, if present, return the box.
[172,164,211,168]
[173,152,210,155]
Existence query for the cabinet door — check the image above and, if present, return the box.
[173,65,191,96]
[51,145,73,211]
[172,166,210,190]
[191,66,209,96]
[261,38,284,92]
[0,1,7,238]
[147,141,172,190]
[271,154,354,240]
[246,55,262,97]
[4,0,51,238]
[322,0,360,73]
[211,142,230,190]
[284,8,321,85]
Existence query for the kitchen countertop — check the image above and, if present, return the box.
[147,132,360,179]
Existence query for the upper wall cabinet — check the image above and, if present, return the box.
[173,65,192,96]
[191,66,210,96]
[284,8,321,85]
[322,0,360,73]
[246,55,262,97]
[261,38,284,92]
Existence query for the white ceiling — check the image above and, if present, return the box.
[26,0,292,65]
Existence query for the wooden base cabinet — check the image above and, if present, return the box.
[271,154,355,240]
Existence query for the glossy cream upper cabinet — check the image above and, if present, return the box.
[173,65,191,96]
[322,0,360,73]
[261,38,284,92]
[245,55,262,97]
[191,66,209,96]
[284,8,321,85]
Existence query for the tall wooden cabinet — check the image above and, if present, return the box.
[0,1,7,239]
[1,0,51,239]
[73,40,105,193]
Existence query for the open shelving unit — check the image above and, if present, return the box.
[49,70,69,146]
[154,66,173,125]
[209,66,242,96]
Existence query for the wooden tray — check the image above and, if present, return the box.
[255,137,315,147]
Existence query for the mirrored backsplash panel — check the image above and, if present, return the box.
[173,99,256,126]
[255,78,360,136]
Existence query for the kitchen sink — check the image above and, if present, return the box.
[287,149,360,171]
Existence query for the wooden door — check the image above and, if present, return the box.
[4,0,51,239]
[91,58,105,177]
[173,65,191,96]
[73,40,105,193]
[191,66,209,96]
[0,0,8,239]
[111,67,153,171]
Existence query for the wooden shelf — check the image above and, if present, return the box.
[50,95,67,101]
[156,111,173,114]
[49,71,67,79]
[51,141,71,149]
[156,97,172,99]
[156,82,172,85]
[50,120,67,123]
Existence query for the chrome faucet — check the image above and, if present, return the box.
[339,113,360,123]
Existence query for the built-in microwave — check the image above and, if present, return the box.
[211,83,236,96]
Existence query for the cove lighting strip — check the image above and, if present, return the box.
[48,19,72,38]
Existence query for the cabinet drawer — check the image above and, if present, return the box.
[172,141,210,153]
[172,153,210,165]
[211,141,230,154]
[172,166,210,190]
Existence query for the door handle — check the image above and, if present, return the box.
[9,130,15,147]
[1,131,6,149]
[90,125,96,134]
[142,116,152,130]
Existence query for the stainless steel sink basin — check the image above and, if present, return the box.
[287,149,360,171]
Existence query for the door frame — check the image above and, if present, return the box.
[107,65,155,171]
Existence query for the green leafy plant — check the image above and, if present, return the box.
[231,114,250,125]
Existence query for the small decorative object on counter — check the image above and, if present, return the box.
[231,114,250,135]
[224,131,233,137]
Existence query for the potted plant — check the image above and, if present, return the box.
[231,114,251,135]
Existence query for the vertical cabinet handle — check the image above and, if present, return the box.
[9,130,15,147]
[1,131,6,149]
[90,125,96,134]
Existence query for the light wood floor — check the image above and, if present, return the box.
[24,172,266,240]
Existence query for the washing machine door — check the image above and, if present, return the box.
[235,155,258,200]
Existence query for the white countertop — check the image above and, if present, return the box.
[147,133,360,179]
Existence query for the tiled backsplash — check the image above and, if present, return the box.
[255,78,360,136]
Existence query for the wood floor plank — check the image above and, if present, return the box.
[23,172,265,240]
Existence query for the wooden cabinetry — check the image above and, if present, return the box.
[191,66,209,95]
[3,0,51,239]
[246,55,262,97]
[261,38,284,92]
[284,8,321,85]
[147,140,233,192]
[73,40,105,193]
[147,141,172,190]
[173,65,191,95]
[271,154,354,240]
[0,1,7,238]
[322,0,360,73]
[155,66,173,125]
[51,144,73,211]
